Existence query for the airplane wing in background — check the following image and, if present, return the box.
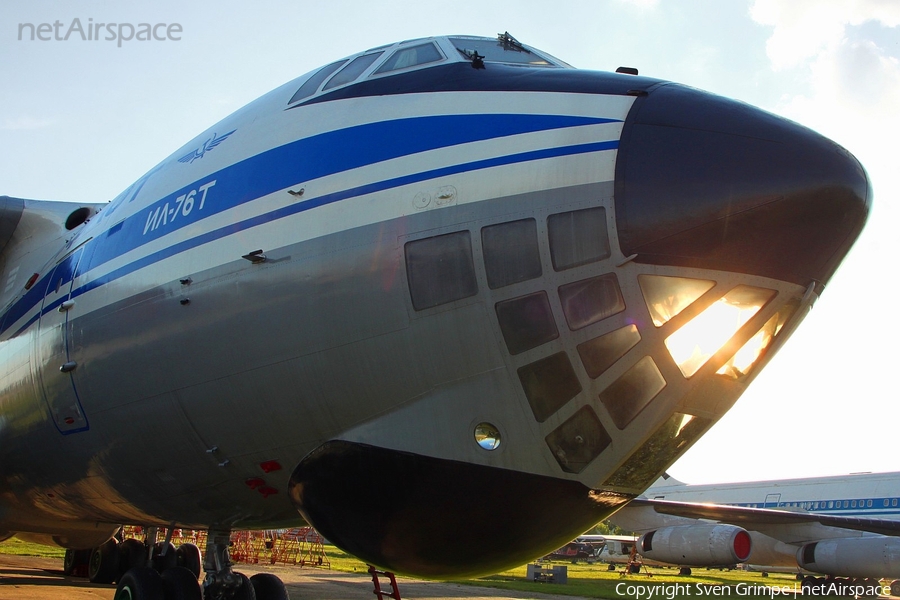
[628,497,900,538]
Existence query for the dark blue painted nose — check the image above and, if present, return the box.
[614,83,871,290]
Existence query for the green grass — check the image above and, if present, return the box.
[320,545,370,573]
[0,539,818,599]
[470,561,809,599]
[320,545,811,600]
[0,538,66,558]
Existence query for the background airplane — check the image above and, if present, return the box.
[611,472,900,593]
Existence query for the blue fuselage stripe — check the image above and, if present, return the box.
[74,139,619,301]
[734,498,900,519]
[90,114,618,273]
[3,113,620,337]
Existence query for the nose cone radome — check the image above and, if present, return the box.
[288,441,631,578]
[614,83,871,289]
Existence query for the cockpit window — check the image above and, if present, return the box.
[374,43,444,74]
[288,35,569,107]
[323,52,384,91]
[288,60,347,105]
[449,36,553,66]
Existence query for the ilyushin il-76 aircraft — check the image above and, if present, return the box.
[0,33,870,599]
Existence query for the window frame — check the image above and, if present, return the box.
[323,52,385,91]
[371,42,446,77]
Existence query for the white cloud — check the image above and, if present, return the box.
[771,39,900,208]
[734,0,900,486]
[751,0,900,178]
[777,38,900,127]
[750,0,900,70]
[2,116,53,130]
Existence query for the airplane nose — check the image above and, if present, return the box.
[614,83,871,290]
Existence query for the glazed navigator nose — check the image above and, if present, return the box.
[614,83,871,290]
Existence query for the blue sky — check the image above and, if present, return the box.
[2,1,899,485]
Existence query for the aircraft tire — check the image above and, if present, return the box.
[64,548,90,575]
[153,541,178,573]
[228,573,257,600]
[89,539,120,584]
[161,566,201,600]
[177,543,203,579]
[250,573,289,600]
[118,538,148,579]
[890,580,900,597]
[115,567,164,600]
[201,574,259,600]
[63,549,75,575]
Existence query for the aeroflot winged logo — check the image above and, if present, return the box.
[177,129,236,164]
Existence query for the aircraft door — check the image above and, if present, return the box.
[764,493,781,508]
[37,246,88,434]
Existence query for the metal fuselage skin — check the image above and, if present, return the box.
[642,472,900,520]
[613,472,900,573]
[0,37,870,577]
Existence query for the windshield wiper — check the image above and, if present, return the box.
[497,31,530,54]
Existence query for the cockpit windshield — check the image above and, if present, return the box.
[375,43,444,74]
[286,33,568,107]
[449,34,555,66]
[323,52,384,91]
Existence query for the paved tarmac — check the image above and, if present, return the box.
[0,554,587,600]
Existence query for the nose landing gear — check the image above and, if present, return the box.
[111,527,289,599]
[200,529,289,600]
